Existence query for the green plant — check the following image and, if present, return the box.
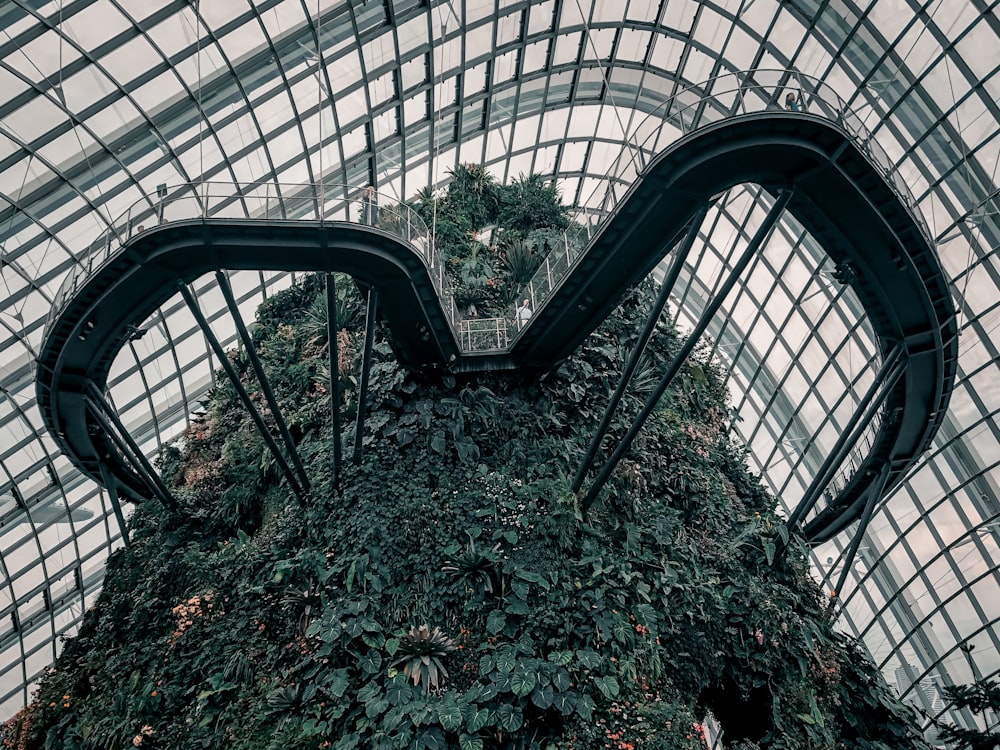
[442,536,501,595]
[389,625,457,690]
[502,239,542,285]
[934,675,1000,750]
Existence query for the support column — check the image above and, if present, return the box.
[785,344,904,530]
[581,189,793,513]
[98,463,131,547]
[354,288,378,464]
[179,283,307,505]
[828,459,893,609]
[84,382,175,509]
[327,273,343,487]
[215,270,310,492]
[572,206,708,493]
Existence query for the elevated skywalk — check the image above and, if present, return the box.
[36,71,957,544]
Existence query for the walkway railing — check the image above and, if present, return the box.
[45,183,463,337]
[503,70,933,345]
[49,71,930,367]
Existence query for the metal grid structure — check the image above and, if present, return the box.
[1,0,998,734]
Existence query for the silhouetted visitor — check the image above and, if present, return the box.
[362,185,379,226]
[516,299,532,329]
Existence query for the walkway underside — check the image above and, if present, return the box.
[37,113,957,544]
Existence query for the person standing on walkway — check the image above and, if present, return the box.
[516,298,532,329]
[362,185,379,226]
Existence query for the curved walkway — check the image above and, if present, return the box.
[37,88,957,545]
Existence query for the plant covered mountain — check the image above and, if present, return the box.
[5,178,931,750]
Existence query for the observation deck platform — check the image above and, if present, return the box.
[37,72,958,544]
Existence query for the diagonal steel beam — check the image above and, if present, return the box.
[572,205,708,493]
[215,270,310,492]
[84,382,176,509]
[354,287,378,464]
[581,189,793,513]
[829,458,893,609]
[785,344,904,531]
[98,462,131,546]
[178,282,307,505]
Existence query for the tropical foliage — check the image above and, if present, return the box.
[408,165,571,317]
[933,675,1000,750]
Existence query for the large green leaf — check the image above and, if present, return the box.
[510,670,537,697]
[437,702,463,732]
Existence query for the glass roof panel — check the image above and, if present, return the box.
[2,0,1000,732]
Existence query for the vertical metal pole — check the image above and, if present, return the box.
[84,383,176,509]
[179,283,308,505]
[215,270,311,492]
[581,190,792,513]
[354,288,378,464]
[572,206,708,493]
[99,463,131,547]
[326,273,342,486]
[785,345,903,529]
[829,460,892,606]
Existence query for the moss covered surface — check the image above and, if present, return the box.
[5,276,930,750]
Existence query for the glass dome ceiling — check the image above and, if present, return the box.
[1,0,998,733]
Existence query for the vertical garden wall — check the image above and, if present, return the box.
[4,173,932,750]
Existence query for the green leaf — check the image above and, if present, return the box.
[547,650,573,666]
[551,669,571,692]
[486,610,506,635]
[496,651,516,673]
[511,670,537,697]
[385,637,400,656]
[576,650,601,669]
[365,697,389,718]
[765,540,776,566]
[328,669,350,698]
[479,654,496,676]
[576,694,596,721]
[437,702,463,732]
[531,684,554,709]
[359,651,382,675]
[419,727,446,749]
[595,675,620,699]
[553,692,576,715]
[496,704,523,732]
[513,569,549,590]
[459,736,484,750]
[467,708,491,732]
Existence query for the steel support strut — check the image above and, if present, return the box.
[354,288,378,464]
[581,189,793,513]
[84,382,176,509]
[327,273,343,486]
[572,206,708,493]
[98,462,131,546]
[785,344,904,531]
[828,459,893,607]
[215,270,310,492]
[179,283,308,505]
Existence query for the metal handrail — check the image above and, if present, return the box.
[502,70,933,341]
[45,182,442,335]
[49,69,930,392]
